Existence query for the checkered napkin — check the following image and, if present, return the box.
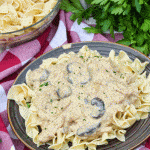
[0,10,149,150]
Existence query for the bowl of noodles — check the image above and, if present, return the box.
[7,41,150,150]
[0,0,61,51]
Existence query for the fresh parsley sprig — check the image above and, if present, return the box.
[60,0,150,55]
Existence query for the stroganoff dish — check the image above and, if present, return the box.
[7,45,150,150]
[0,0,58,34]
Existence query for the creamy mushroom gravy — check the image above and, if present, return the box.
[26,49,139,143]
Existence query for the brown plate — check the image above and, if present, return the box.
[7,41,150,150]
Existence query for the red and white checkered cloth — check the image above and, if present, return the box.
[0,10,149,150]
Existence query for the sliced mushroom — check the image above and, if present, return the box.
[67,62,82,73]
[91,98,105,119]
[40,69,50,82]
[84,99,88,104]
[67,71,91,85]
[67,76,73,84]
[56,85,72,99]
[77,122,101,137]
[80,73,91,85]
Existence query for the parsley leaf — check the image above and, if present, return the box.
[135,0,141,13]
[60,0,150,55]
[39,82,49,87]
[26,102,30,108]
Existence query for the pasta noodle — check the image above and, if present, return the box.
[0,0,58,36]
[7,45,150,149]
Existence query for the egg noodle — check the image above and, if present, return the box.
[0,0,57,35]
[7,45,150,150]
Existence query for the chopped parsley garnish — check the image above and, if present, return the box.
[26,102,30,108]
[58,81,60,84]
[50,99,53,102]
[51,112,53,114]
[45,128,47,130]
[106,70,108,72]
[78,96,80,100]
[54,106,58,108]
[81,85,83,87]
[39,88,42,91]
[0,139,2,143]
[26,135,29,138]
[39,82,48,87]
[103,93,105,94]
[63,83,64,85]
[79,67,81,69]
[61,107,63,109]
[80,56,84,59]
[113,71,116,73]
[83,119,86,121]
[94,56,100,58]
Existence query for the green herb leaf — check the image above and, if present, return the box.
[92,0,108,5]
[135,0,141,13]
[60,0,150,55]
[26,102,30,108]
[60,0,80,13]
[40,82,49,87]
[110,25,115,39]
[85,0,93,4]
[111,0,124,4]
[101,19,111,32]
[111,6,124,15]
[117,39,131,46]
[69,0,84,10]
[84,26,102,34]
[141,19,150,32]
[0,139,2,143]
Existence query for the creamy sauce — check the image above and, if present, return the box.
[26,55,139,143]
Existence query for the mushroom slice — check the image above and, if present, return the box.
[67,76,73,84]
[67,62,82,73]
[80,71,91,85]
[77,122,101,137]
[67,71,91,85]
[57,85,72,99]
[40,69,50,82]
[84,99,88,104]
[91,98,105,119]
